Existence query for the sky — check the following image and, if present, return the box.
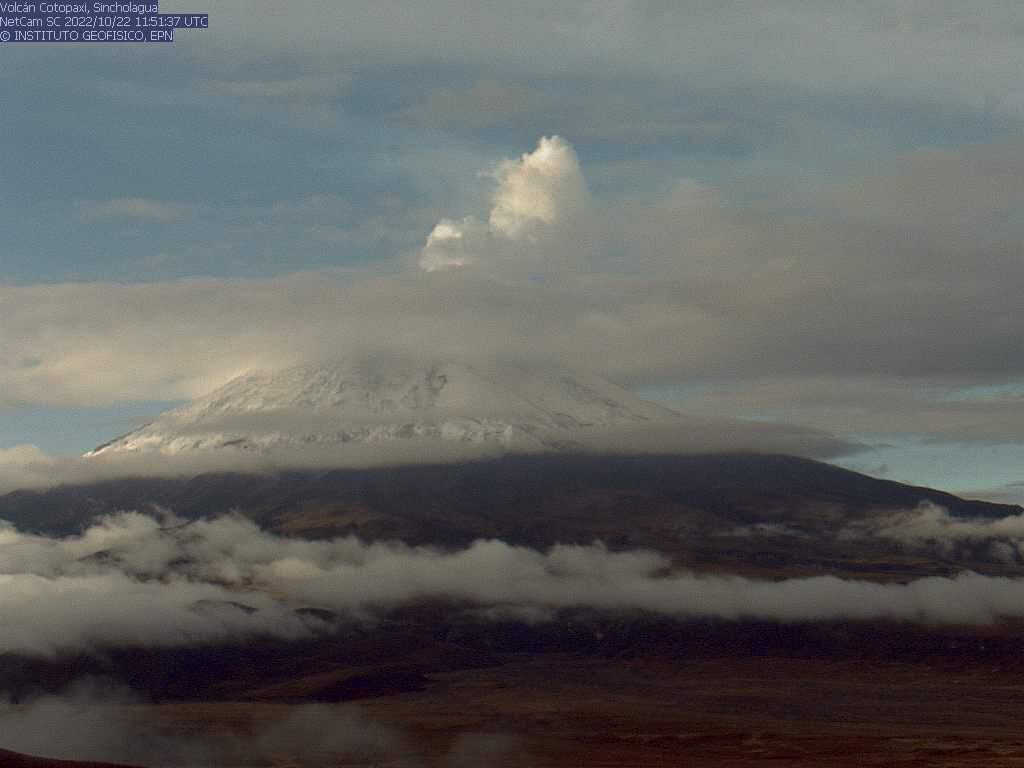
[2,1,1024,500]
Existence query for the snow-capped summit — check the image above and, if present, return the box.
[86,357,681,457]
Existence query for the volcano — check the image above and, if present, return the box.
[86,357,680,457]
[7,362,1024,767]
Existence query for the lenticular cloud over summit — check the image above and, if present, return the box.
[0,350,856,495]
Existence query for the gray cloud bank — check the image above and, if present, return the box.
[3,133,1024,447]
[0,416,859,496]
[843,502,1024,564]
[727,501,1024,565]
[211,1,1024,114]
[5,512,1024,658]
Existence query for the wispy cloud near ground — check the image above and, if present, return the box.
[5,511,1024,658]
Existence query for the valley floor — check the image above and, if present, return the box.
[15,654,1024,767]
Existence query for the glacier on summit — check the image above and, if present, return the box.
[86,357,681,457]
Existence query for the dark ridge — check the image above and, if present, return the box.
[0,453,1020,579]
[1,453,1017,535]
[3,613,1024,705]
[0,750,141,768]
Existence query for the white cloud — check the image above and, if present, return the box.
[844,502,1024,563]
[0,414,858,495]
[418,217,486,272]
[418,136,588,272]
[6,511,1024,657]
[487,135,586,239]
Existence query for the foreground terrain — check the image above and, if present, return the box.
[5,614,1024,766]
[5,650,1024,767]
[3,454,1024,765]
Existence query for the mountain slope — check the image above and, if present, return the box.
[87,358,679,456]
[3,454,1020,578]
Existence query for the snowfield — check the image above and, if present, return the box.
[86,357,681,456]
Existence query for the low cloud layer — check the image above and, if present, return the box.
[724,501,1024,565]
[0,414,860,496]
[5,512,1024,658]
[0,684,414,767]
[844,502,1024,564]
[0,683,529,767]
